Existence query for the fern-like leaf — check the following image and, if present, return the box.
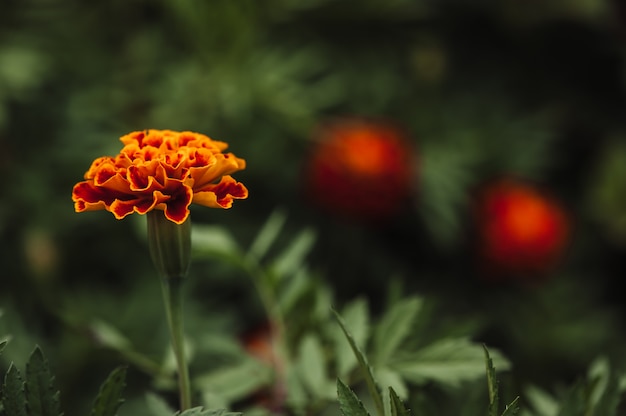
[2,363,27,416]
[24,346,61,416]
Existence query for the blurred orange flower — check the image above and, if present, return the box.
[475,179,570,279]
[305,119,416,221]
[72,130,248,224]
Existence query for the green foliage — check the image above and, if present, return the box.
[2,364,27,416]
[337,378,370,416]
[176,408,240,416]
[334,309,385,416]
[0,345,128,416]
[485,346,519,416]
[23,346,61,416]
[388,387,410,416]
[523,357,624,416]
[89,366,127,416]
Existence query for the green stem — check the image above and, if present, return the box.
[161,278,192,410]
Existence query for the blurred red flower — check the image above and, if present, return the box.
[304,119,416,222]
[72,129,248,224]
[475,179,570,279]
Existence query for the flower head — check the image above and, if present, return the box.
[305,119,416,222]
[475,178,570,279]
[72,130,248,224]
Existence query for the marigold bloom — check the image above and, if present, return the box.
[305,119,416,221]
[475,178,570,279]
[72,130,248,224]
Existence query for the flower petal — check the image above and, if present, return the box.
[193,176,248,209]
[163,186,194,224]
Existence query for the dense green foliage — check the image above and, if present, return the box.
[3,0,626,414]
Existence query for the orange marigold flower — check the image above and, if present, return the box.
[72,129,248,224]
[475,178,570,280]
[305,119,416,222]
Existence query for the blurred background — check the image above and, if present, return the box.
[3,0,626,414]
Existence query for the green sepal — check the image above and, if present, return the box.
[24,346,62,416]
[337,379,370,416]
[147,210,191,280]
[89,366,127,416]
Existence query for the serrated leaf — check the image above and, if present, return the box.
[247,209,287,261]
[89,366,127,416]
[271,228,316,280]
[389,387,410,416]
[485,346,499,416]
[333,298,370,378]
[2,363,26,416]
[25,346,61,416]
[373,297,422,367]
[333,309,384,416]
[337,379,370,416]
[501,397,520,416]
[391,338,510,388]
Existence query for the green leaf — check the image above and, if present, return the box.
[192,225,241,260]
[389,387,410,416]
[501,397,520,416]
[89,366,127,416]
[391,338,510,388]
[590,372,620,416]
[376,368,408,400]
[271,227,316,280]
[0,340,6,356]
[333,309,384,416]
[523,385,559,416]
[144,392,174,416]
[373,297,422,366]
[2,363,26,416]
[484,346,499,416]
[177,408,241,416]
[297,333,333,399]
[246,208,287,261]
[337,379,370,416]
[194,357,272,406]
[556,381,586,416]
[24,346,61,416]
[333,298,369,378]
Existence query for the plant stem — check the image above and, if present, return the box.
[161,277,192,410]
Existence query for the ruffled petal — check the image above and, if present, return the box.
[163,186,194,224]
[193,176,248,209]
[72,181,119,212]
[188,153,246,189]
